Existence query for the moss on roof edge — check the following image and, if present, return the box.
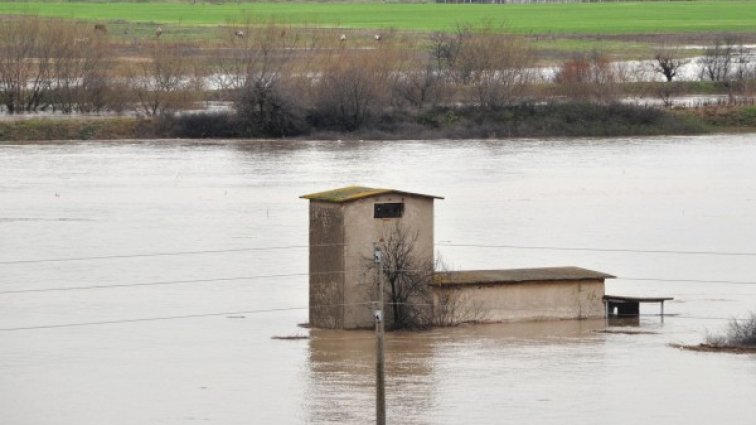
[301,185,443,203]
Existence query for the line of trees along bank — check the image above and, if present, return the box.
[2,18,754,138]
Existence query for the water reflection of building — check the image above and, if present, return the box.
[306,329,436,425]
[305,320,606,425]
[301,186,614,329]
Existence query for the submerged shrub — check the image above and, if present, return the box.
[415,102,703,138]
[707,312,756,347]
[166,112,241,139]
[235,80,307,138]
[309,64,380,131]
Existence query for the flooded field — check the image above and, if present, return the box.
[1,135,756,424]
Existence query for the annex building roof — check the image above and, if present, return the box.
[432,267,615,286]
[300,186,443,203]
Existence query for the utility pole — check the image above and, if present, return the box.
[373,246,386,425]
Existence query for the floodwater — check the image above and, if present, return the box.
[1,135,755,425]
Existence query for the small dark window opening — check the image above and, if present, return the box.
[374,203,404,219]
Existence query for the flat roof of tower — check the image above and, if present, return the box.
[300,186,443,203]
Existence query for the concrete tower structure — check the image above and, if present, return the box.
[301,186,442,329]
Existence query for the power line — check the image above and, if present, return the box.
[665,314,747,321]
[0,247,283,265]
[0,268,431,294]
[4,273,756,296]
[0,302,371,332]
[0,307,307,332]
[389,303,749,322]
[619,277,756,286]
[0,272,310,294]
[5,241,756,266]
[437,243,756,257]
[0,243,344,265]
[0,305,745,333]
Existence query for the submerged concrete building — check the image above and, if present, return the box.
[301,186,441,329]
[432,267,611,322]
[301,185,613,329]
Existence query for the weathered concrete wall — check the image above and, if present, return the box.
[309,202,345,328]
[432,279,606,323]
[342,195,435,329]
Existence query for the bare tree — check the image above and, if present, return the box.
[429,27,468,82]
[211,23,305,91]
[365,226,488,329]
[432,289,488,327]
[229,23,309,136]
[699,38,755,103]
[315,65,376,130]
[0,18,112,114]
[457,32,535,108]
[699,38,737,83]
[311,46,396,131]
[366,224,434,330]
[654,83,680,108]
[430,27,535,108]
[49,23,111,113]
[129,42,195,116]
[0,17,56,113]
[555,51,620,103]
[236,77,305,137]
[653,48,690,82]
[732,45,754,101]
[211,24,265,92]
[391,49,446,111]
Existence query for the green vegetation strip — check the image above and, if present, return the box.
[0,118,139,142]
[0,1,755,33]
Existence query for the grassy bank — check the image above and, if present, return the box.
[0,117,145,142]
[0,102,728,142]
[685,104,756,129]
[1,1,755,34]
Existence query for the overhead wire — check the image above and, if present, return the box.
[436,243,756,257]
[2,242,755,330]
[3,241,756,266]
[0,302,372,332]
[0,243,345,265]
[0,268,432,294]
[0,307,308,332]
[0,273,308,294]
[0,302,746,332]
[618,277,756,286]
[3,272,756,296]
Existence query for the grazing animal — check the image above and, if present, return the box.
[339,34,347,42]
[374,34,382,41]
[234,30,245,39]
[155,26,163,38]
[93,24,107,34]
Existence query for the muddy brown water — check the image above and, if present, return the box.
[1,135,756,424]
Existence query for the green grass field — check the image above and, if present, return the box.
[0,1,755,34]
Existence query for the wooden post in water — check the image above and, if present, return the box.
[374,246,386,425]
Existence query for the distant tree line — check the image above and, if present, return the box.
[1,17,754,138]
